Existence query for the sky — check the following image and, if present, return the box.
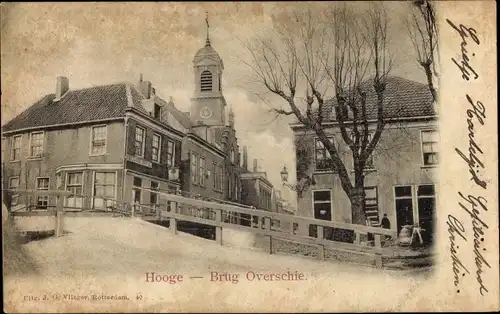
[1,2,427,206]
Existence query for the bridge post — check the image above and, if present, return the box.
[355,232,361,245]
[155,204,161,220]
[317,225,325,260]
[215,209,222,245]
[374,234,383,268]
[55,196,64,237]
[170,201,177,235]
[264,217,272,254]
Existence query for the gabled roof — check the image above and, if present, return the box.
[155,97,193,129]
[294,76,435,126]
[2,83,147,133]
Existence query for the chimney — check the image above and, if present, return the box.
[242,146,248,171]
[55,76,69,101]
[253,158,258,172]
[138,78,152,99]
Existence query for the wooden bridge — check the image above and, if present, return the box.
[3,188,398,268]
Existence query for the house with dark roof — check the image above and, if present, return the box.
[1,75,185,211]
[289,77,438,243]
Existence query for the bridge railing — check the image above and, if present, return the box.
[131,186,397,267]
[3,188,398,267]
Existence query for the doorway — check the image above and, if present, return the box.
[394,186,414,233]
[310,190,333,239]
[417,185,435,244]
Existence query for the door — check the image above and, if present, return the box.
[417,184,435,244]
[311,190,332,238]
[394,186,414,234]
[313,190,332,221]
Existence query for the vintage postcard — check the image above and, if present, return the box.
[1,1,498,312]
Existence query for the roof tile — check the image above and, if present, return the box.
[2,84,147,132]
[316,76,435,122]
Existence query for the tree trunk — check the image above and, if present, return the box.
[424,62,437,103]
[350,187,366,225]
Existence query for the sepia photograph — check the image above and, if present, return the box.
[1,1,498,312]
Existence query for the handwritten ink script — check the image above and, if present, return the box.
[447,19,491,296]
[446,19,480,81]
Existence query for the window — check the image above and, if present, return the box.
[66,172,84,208]
[191,153,198,183]
[313,190,332,221]
[213,162,218,190]
[90,125,107,155]
[1,137,6,163]
[30,132,44,158]
[394,186,414,231]
[152,133,161,162]
[364,186,378,223]
[166,140,175,167]
[154,104,161,119]
[234,175,239,200]
[133,177,142,206]
[228,175,233,198]
[200,70,213,92]
[421,130,439,165]
[93,172,116,209]
[230,149,235,164]
[150,181,159,206]
[259,189,271,210]
[36,177,50,209]
[134,126,145,157]
[199,157,206,186]
[11,135,21,161]
[315,137,335,171]
[218,165,224,191]
[9,177,20,206]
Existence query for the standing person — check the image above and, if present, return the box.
[381,213,391,240]
[381,213,391,229]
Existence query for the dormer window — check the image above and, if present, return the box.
[200,70,213,92]
[154,104,161,119]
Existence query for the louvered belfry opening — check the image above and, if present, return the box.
[200,70,213,92]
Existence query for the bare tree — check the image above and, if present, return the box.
[244,3,392,225]
[407,0,439,103]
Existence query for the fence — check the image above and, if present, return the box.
[131,186,397,268]
[3,188,398,268]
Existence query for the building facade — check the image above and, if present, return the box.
[180,132,226,200]
[240,158,274,211]
[290,77,438,243]
[1,78,185,212]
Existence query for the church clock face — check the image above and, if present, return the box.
[200,106,212,119]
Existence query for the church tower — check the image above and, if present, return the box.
[190,14,227,126]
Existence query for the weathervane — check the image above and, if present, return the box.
[205,11,210,46]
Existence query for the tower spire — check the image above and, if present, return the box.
[205,11,210,46]
[228,106,235,127]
